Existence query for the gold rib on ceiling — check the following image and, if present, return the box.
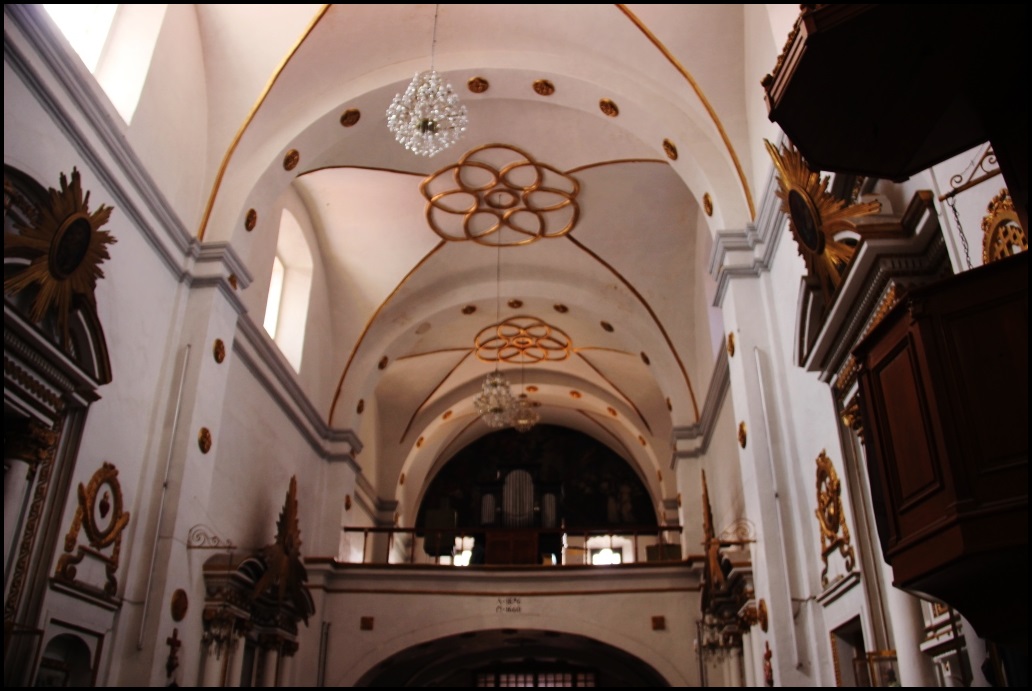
[327,240,448,426]
[196,4,331,241]
[616,4,756,220]
[565,234,701,423]
[575,352,652,436]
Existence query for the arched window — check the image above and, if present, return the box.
[263,209,313,372]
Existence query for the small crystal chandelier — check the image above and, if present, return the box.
[474,371,515,428]
[474,231,515,428]
[385,6,468,157]
[511,394,540,433]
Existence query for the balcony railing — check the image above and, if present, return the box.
[339,526,685,566]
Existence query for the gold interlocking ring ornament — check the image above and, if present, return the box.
[474,315,572,363]
[420,144,580,246]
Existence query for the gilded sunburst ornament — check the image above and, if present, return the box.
[765,140,879,300]
[4,168,115,347]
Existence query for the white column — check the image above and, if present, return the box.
[225,636,248,687]
[278,647,295,687]
[260,641,280,687]
[200,646,226,687]
[742,631,757,688]
[728,647,743,686]
[883,577,937,686]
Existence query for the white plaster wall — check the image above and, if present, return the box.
[302,566,701,687]
[123,4,208,232]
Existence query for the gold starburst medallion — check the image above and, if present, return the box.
[4,168,115,347]
[765,140,880,300]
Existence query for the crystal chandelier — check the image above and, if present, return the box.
[511,393,539,433]
[474,228,515,427]
[385,7,468,157]
[474,371,515,428]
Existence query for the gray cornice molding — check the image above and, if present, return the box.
[709,140,789,308]
[233,312,363,468]
[671,345,729,463]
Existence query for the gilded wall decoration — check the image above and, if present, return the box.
[737,422,747,449]
[254,476,315,624]
[467,77,489,93]
[532,79,555,96]
[339,108,361,127]
[981,188,1026,264]
[662,139,678,161]
[55,461,130,596]
[283,149,300,171]
[3,168,116,349]
[726,332,735,357]
[198,427,212,454]
[244,208,257,231]
[212,338,226,364]
[599,98,619,117]
[3,419,61,623]
[702,192,714,217]
[186,524,236,550]
[815,450,856,587]
[420,144,579,246]
[765,140,881,302]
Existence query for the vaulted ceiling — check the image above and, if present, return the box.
[193,4,787,513]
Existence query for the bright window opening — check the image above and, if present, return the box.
[44,4,164,123]
[264,209,313,373]
[264,255,285,337]
[44,4,117,72]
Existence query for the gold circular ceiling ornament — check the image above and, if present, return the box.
[640,352,650,365]
[981,188,1026,264]
[526,385,539,393]
[378,356,389,370]
[553,304,568,313]
[212,338,226,364]
[727,332,735,357]
[533,79,555,96]
[245,208,257,231]
[356,399,365,414]
[607,406,618,417]
[421,144,580,247]
[507,298,523,309]
[662,139,678,160]
[569,390,582,399]
[638,435,647,446]
[467,76,489,93]
[600,321,614,332]
[442,409,453,420]
[339,108,361,127]
[703,193,714,217]
[599,98,619,117]
[765,140,880,301]
[283,149,300,171]
[462,304,477,315]
[3,168,116,349]
[666,397,672,411]
[416,436,424,448]
[198,427,212,454]
[474,315,572,363]
[737,421,747,449]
